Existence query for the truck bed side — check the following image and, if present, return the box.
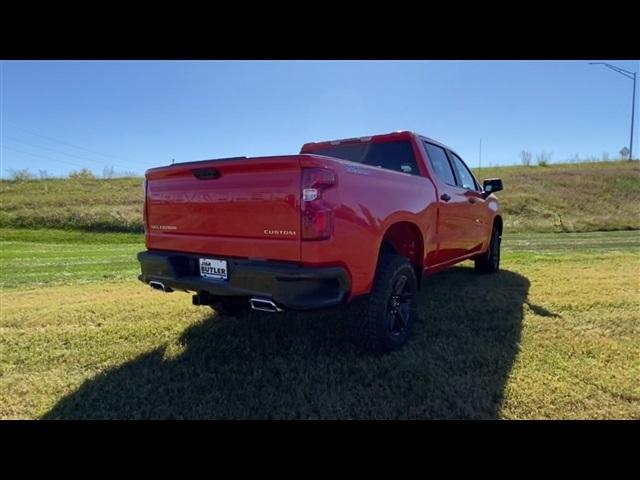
[299,154,437,296]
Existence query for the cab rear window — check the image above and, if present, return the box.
[310,141,419,175]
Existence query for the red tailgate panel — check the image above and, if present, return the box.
[145,156,301,262]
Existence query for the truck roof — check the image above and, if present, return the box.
[300,131,457,156]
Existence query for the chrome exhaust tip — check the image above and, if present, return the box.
[249,297,284,313]
[149,281,173,293]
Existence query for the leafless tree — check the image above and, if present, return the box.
[8,169,34,181]
[520,150,532,166]
[536,151,551,167]
[103,165,116,179]
[69,168,95,179]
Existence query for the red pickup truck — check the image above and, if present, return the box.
[138,131,503,353]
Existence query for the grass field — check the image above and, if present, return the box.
[473,161,640,232]
[0,177,143,232]
[2,160,639,234]
[1,228,638,419]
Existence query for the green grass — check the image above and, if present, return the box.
[1,228,638,419]
[1,160,639,234]
[0,228,142,289]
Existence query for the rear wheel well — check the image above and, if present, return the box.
[378,222,424,286]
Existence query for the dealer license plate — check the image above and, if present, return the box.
[199,258,228,280]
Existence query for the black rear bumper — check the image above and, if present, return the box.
[137,250,350,310]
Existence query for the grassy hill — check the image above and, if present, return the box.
[1,161,639,233]
[0,176,144,232]
[473,161,640,232]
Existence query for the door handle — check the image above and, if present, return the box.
[440,193,451,202]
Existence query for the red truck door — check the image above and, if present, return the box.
[446,151,488,254]
[421,141,472,263]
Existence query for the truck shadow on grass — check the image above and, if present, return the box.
[44,267,533,419]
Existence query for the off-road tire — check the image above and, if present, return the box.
[348,254,418,354]
[475,225,501,273]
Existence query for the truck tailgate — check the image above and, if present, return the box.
[145,156,301,261]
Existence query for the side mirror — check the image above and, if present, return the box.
[483,178,503,197]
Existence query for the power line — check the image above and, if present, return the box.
[4,122,156,167]
[5,122,155,166]
[4,135,140,171]
[2,145,95,169]
[2,144,144,177]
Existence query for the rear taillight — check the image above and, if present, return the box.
[142,178,148,234]
[301,167,335,240]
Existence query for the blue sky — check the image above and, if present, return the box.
[1,60,638,177]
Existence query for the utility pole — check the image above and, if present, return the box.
[589,62,637,160]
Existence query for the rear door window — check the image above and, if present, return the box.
[310,140,420,175]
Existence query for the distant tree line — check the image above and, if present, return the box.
[3,165,139,181]
[519,150,635,167]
